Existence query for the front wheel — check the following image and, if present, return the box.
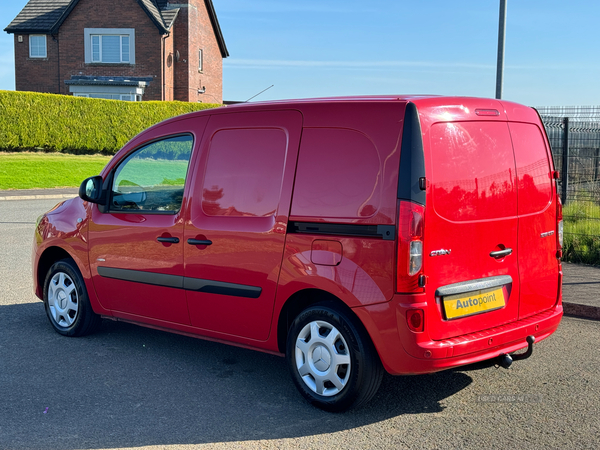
[286,304,383,412]
[43,259,102,336]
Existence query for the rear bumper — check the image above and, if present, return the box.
[353,295,563,375]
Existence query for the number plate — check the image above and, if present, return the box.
[443,287,506,320]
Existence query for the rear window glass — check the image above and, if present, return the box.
[508,123,553,215]
[430,122,517,221]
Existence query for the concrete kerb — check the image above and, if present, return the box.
[2,189,599,320]
[0,188,78,201]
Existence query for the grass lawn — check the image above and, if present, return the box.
[0,152,112,190]
[563,201,600,265]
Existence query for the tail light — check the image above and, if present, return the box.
[397,201,425,292]
[557,197,563,257]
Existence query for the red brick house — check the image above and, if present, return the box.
[4,0,228,103]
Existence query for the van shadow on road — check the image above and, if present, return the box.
[0,302,473,450]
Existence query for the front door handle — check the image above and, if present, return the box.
[187,239,213,246]
[490,248,512,259]
[157,237,180,244]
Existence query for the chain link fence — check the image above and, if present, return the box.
[538,106,600,264]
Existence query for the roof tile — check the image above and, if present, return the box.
[4,0,72,33]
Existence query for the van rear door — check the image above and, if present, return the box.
[422,117,520,341]
[509,121,560,318]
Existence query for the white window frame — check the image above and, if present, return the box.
[198,49,203,72]
[84,28,135,64]
[29,35,47,58]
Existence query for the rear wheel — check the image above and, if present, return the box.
[43,259,102,336]
[286,303,383,412]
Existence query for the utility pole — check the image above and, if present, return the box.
[495,0,507,99]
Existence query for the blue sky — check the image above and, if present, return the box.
[1,0,599,106]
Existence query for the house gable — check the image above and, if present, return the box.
[5,0,228,57]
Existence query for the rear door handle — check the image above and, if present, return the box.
[490,248,512,258]
[187,239,213,246]
[157,237,180,244]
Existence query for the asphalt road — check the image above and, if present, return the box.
[1,199,599,450]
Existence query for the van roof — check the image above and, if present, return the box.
[219,95,539,123]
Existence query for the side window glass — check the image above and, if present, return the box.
[111,135,193,213]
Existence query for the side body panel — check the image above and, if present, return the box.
[273,101,405,341]
[183,110,303,341]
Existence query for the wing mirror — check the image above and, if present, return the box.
[79,176,105,204]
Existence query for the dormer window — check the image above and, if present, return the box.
[84,28,135,64]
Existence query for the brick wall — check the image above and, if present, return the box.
[172,6,189,101]
[171,0,224,103]
[163,32,175,101]
[14,34,60,93]
[57,0,164,100]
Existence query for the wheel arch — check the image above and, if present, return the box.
[276,288,374,355]
[35,246,75,299]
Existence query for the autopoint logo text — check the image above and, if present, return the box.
[456,292,499,309]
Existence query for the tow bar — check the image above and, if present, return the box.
[498,335,536,369]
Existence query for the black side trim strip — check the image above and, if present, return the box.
[97,267,262,299]
[183,278,261,299]
[98,266,183,289]
[288,222,396,241]
[435,275,513,297]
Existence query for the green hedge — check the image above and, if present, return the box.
[0,90,221,154]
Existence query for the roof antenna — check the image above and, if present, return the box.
[245,85,274,102]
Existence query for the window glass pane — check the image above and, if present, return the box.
[198,49,203,71]
[121,36,130,62]
[112,135,194,212]
[91,35,100,62]
[89,94,119,99]
[101,35,121,63]
[30,35,46,57]
[202,129,286,217]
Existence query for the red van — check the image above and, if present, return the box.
[33,96,563,411]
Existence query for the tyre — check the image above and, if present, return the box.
[43,259,102,336]
[286,303,383,412]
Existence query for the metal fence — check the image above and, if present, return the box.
[538,106,600,243]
